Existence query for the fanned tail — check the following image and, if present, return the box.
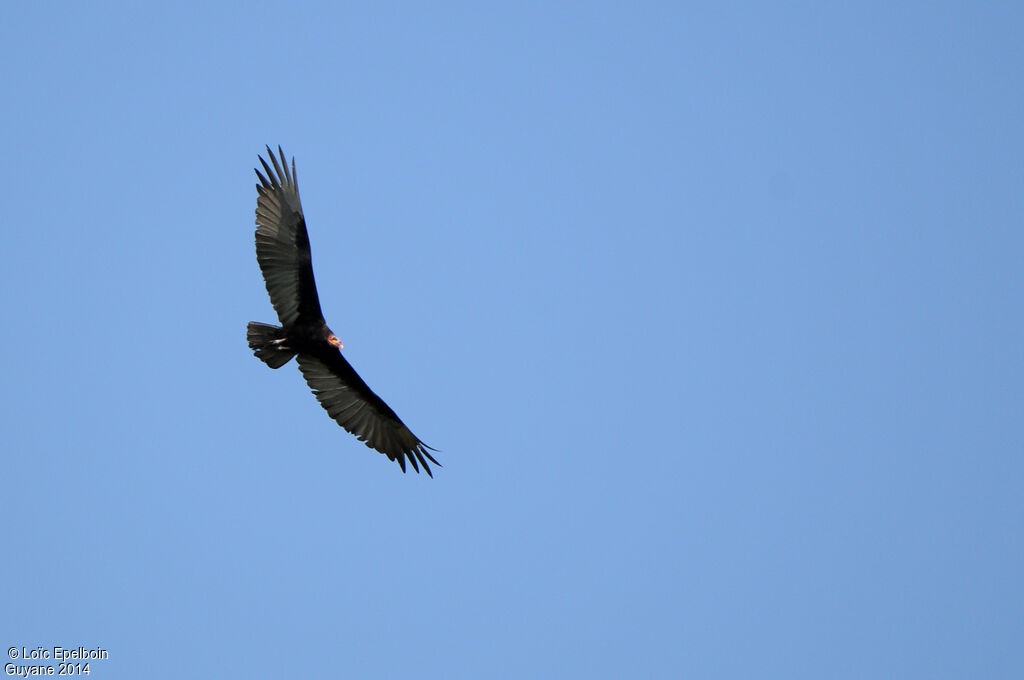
[247,322,295,369]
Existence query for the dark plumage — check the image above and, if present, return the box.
[247,146,439,476]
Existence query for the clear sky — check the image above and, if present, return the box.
[2,2,1021,678]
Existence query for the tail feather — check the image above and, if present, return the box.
[247,322,295,368]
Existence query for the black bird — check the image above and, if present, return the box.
[247,146,439,476]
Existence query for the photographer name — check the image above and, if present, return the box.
[13,648,107,661]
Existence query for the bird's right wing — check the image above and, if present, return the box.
[254,146,324,327]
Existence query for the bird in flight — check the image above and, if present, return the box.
[247,146,439,476]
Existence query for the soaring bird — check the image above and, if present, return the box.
[246,146,439,476]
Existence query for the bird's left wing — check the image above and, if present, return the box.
[296,350,440,476]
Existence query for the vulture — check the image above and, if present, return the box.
[246,146,439,476]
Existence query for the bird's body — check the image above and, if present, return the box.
[247,147,438,476]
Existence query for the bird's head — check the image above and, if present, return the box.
[327,332,344,349]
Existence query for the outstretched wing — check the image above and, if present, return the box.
[296,348,440,476]
[254,146,324,327]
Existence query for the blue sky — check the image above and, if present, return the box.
[2,2,1021,678]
